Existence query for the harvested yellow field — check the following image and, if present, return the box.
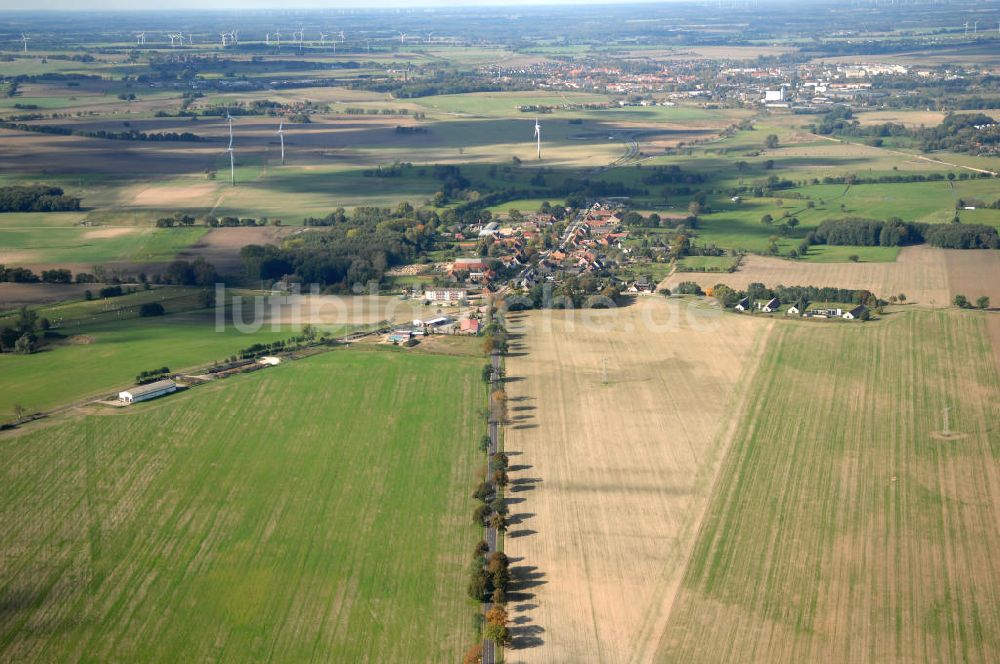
[130,182,219,207]
[854,109,946,127]
[665,246,952,305]
[500,297,772,663]
[944,249,1000,306]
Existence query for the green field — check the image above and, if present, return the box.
[675,255,739,271]
[0,308,304,419]
[659,310,1000,662]
[0,225,207,264]
[0,349,480,661]
[688,178,1000,259]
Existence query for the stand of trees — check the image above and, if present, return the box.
[136,366,170,384]
[242,205,434,290]
[505,278,621,310]
[0,306,49,354]
[809,217,999,249]
[0,185,80,212]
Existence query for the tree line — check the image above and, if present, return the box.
[3,122,207,142]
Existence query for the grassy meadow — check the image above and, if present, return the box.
[0,348,481,662]
[658,309,1000,662]
[0,299,309,420]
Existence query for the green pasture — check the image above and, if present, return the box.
[485,198,553,214]
[0,308,308,419]
[0,349,480,661]
[675,255,740,271]
[688,179,1000,258]
[0,225,207,264]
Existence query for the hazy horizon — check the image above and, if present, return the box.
[0,0,771,11]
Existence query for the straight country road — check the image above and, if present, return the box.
[482,348,502,664]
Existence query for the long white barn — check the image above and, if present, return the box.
[119,379,177,404]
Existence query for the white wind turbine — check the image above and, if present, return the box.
[319,31,329,44]
[219,32,229,47]
[534,118,541,160]
[274,29,281,46]
[168,33,181,47]
[277,120,285,165]
[135,32,146,46]
[19,33,30,54]
[227,113,236,186]
[398,31,406,44]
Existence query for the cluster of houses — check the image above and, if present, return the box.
[428,202,666,300]
[518,205,629,289]
[736,297,868,320]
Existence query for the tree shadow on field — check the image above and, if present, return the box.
[507,528,538,538]
[507,512,535,526]
[510,477,542,491]
[507,572,546,650]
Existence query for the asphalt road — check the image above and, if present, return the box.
[482,349,503,664]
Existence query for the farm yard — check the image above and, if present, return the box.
[0,349,482,662]
[656,310,1000,663]
[500,297,773,663]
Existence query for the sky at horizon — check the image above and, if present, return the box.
[1,0,707,11]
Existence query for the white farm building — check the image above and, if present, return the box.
[119,379,177,404]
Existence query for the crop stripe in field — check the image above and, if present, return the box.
[631,317,776,663]
[657,310,1000,662]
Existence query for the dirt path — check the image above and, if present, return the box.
[500,298,772,663]
[813,134,998,176]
